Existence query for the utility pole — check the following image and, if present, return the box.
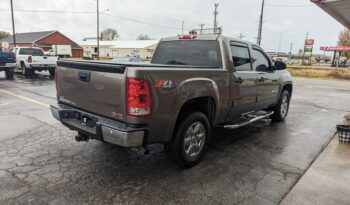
[96,0,100,60]
[10,0,16,47]
[199,24,205,34]
[213,3,219,34]
[239,33,246,40]
[302,31,308,64]
[289,43,293,62]
[182,21,184,35]
[277,33,283,57]
[257,0,265,45]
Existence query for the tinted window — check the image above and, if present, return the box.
[252,48,270,72]
[19,48,44,56]
[230,43,251,71]
[151,40,222,68]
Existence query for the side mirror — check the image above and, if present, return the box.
[274,61,286,70]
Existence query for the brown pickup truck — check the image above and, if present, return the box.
[51,34,293,167]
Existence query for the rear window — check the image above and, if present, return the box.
[151,40,222,68]
[19,48,44,56]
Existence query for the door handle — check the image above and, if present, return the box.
[78,71,91,82]
[235,77,244,84]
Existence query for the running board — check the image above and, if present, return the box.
[222,111,274,129]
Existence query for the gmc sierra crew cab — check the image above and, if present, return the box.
[51,35,293,168]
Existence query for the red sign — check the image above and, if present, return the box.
[305,39,315,45]
[320,46,350,52]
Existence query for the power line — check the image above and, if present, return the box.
[0,9,95,13]
[0,9,185,31]
[265,3,314,8]
[101,13,183,30]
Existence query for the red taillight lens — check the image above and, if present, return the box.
[12,53,16,62]
[28,56,32,63]
[54,67,58,96]
[126,78,151,117]
[178,35,197,39]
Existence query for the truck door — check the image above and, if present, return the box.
[251,46,280,109]
[229,41,258,118]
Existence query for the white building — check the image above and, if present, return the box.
[78,39,159,60]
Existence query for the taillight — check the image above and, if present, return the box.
[12,53,16,62]
[126,78,151,117]
[54,67,58,96]
[28,56,32,63]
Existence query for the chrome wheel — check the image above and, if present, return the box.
[183,121,206,159]
[280,95,289,118]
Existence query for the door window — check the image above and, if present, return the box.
[252,48,271,72]
[230,42,252,71]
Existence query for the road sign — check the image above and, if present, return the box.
[1,41,9,49]
[305,39,315,46]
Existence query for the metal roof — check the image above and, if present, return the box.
[1,31,56,43]
[79,40,159,49]
[311,0,350,29]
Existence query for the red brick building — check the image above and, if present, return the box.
[0,31,83,58]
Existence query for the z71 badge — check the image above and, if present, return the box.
[154,80,173,89]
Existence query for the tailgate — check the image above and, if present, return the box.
[32,56,57,65]
[57,61,126,120]
[0,53,14,65]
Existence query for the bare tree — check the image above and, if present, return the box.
[338,29,350,58]
[0,31,10,40]
[101,28,119,40]
[136,34,152,40]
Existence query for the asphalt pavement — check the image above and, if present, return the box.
[1,72,350,204]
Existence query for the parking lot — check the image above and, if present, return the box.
[1,72,350,204]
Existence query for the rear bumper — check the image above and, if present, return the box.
[0,63,16,70]
[30,64,56,69]
[51,103,145,148]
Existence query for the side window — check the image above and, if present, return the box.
[230,42,252,71]
[252,48,271,72]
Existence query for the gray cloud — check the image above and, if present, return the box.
[0,0,344,54]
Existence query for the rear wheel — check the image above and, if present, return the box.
[5,67,14,79]
[271,90,290,122]
[49,69,55,77]
[21,63,33,76]
[165,111,211,168]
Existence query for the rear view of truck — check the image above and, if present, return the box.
[0,49,16,79]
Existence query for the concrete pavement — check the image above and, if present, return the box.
[281,136,350,205]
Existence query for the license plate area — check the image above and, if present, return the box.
[61,110,98,129]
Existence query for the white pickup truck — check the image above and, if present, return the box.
[12,47,58,76]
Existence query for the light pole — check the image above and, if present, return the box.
[96,0,100,60]
[10,0,16,47]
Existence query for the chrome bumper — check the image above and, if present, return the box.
[51,104,145,147]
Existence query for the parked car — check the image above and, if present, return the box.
[112,55,142,63]
[51,35,293,168]
[0,48,16,79]
[12,47,58,76]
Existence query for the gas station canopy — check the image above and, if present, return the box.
[311,0,350,29]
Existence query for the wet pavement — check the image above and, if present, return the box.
[1,72,350,204]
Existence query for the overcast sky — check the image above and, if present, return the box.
[0,0,345,54]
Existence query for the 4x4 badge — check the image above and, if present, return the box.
[154,80,173,89]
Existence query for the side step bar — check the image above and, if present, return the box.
[223,111,274,129]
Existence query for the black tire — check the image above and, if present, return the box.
[164,111,211,168]
[49,69,55,77]
[5,68,14,79]
[21,63,33,76]
[271,90,291,122]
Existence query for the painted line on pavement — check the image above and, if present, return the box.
[0,88,50,108]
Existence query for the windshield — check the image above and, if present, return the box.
[19,48,44,56]
[151,40,222,68]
